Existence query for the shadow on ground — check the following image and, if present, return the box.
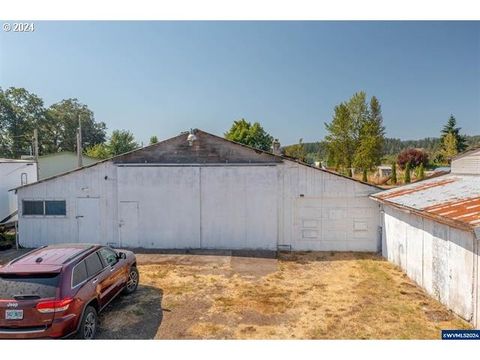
[278,251,383,263]
[96,285,164,339]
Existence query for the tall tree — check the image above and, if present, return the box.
[107,130,138,156]
[325,103,355,173]
[353,96,385,173]
[149,135,158,145]
[225,119,274,151]
[0,87,46,158]
[441,115,467,152]
[45,99,106,153]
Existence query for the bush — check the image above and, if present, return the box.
[397,148,429,170]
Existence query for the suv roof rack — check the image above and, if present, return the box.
[62,245,96,265]
[9,246,48,265]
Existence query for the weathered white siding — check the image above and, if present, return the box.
[381,204,478,326]
[451,149,480,175]
[279,163,380,251]
[17,159,380,252]
[17,162,118,247]
[0,161,37,221]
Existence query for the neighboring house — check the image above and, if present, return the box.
[13,129,381,252]
[371,148,480,327]
[37,151,98,180]
[0,158,37,224]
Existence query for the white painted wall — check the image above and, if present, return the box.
[381,205,478,327]
[17,160,380,252]
[0,161,37,221]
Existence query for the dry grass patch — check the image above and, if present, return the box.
[123,252,471,339]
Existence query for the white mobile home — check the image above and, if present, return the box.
[371,147,480,327]
[14,129,381,252]
[0,158,37,223]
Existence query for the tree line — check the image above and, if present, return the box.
[0,87,140,160]
[2,86,475,180]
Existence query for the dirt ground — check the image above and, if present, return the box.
[0,249,471,339]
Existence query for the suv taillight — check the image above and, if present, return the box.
[36,298,74,313]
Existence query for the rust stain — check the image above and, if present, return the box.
[377,178,457,200]
[422,197,480,226]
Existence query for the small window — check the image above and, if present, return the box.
[45,201,66,216]
[98,247,118,267]
[72,261,88,287]
[85,253,104,277]
[23,200,44,215]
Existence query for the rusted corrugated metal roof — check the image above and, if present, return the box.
[371,174,480,230]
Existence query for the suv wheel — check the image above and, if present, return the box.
[124,266,139,294]
[77,306,98,340]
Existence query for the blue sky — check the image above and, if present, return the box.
[0,21,479,145]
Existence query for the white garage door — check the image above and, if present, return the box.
[117,166,278,250]
[293,197,378,251]
[117,166,201,248]
[200,166,278,250]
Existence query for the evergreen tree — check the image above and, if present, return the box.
[441,132,458,163]
[149,135,158,145]
[441,115,467,152]
[391,161,397,184]
[362,169,368,182]
[404,162,411,184]
[418,163,425,180]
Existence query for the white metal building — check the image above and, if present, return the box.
[36,151,98,180]
[0,158,37,224]
[13,129,381,252]
[371,147,480,328]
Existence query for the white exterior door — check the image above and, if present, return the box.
[76,198,100,243]
[119,201,139,248]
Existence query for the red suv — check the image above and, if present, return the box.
[0,244,138,339]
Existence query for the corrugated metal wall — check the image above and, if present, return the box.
[382,205,477,326]
[17,160,380,252]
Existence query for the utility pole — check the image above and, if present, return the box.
[33,128,39,181]
[77,114,83,168]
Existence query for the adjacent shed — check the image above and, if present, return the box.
[14,129,381,252]
[371,148,480,328]
[0,158,37,224]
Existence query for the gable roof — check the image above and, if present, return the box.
[371,174,480,231]
[13,129,380,191]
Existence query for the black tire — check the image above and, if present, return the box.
[76,306,98,340]
[123,266,139,295]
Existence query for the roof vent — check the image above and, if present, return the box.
[35,257,43,263]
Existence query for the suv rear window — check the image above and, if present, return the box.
[0,273,60,299]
